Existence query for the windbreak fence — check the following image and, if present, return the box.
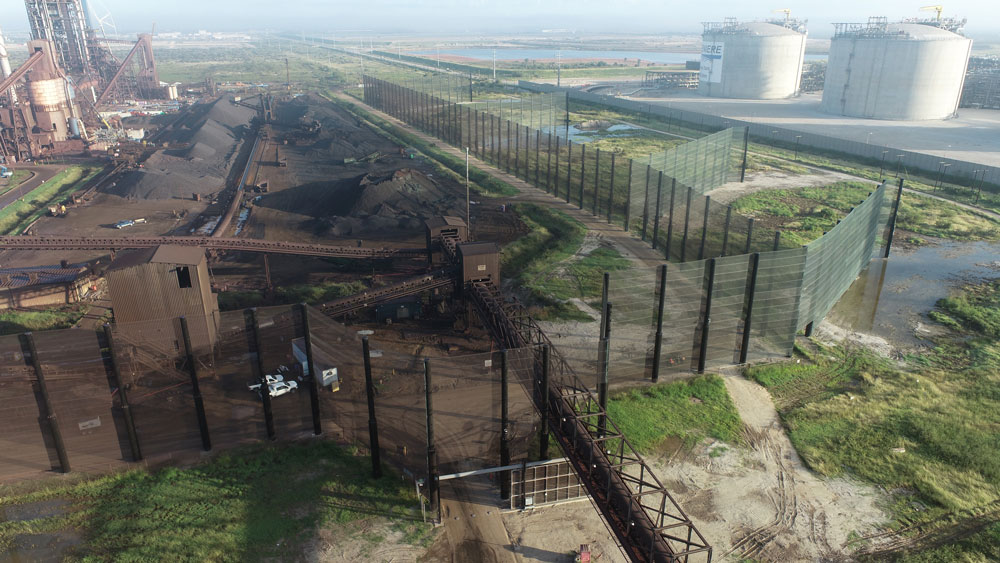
[363,75,749,259]
[0,304,540,486]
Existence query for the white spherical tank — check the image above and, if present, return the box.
[699,21,807,99]
[821,23,973,120]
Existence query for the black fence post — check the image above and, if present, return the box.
[424,358,439,519]
[500,349,511,500]
[362,336,382,478]
[773,231,782,252]
[598,302,612,437]
[607,153,616,223]
[680,187,693,262]
[885,178,905,258]
[473,108,479,156]
[721,205,732,257]
[247,310,275,441]
[593,147,601,216]
[298,304,322,436]
[535,129,541,186]
[539,344,550,460]
[578,143,586,208]
[23,332,70,473]
[698,195,711,260]
[652,264,667,382]
[665,178,676,260]
[624,160,633,231]
[745,217,755,254]
[739,253,761,364]
[697,259,717,374]
[740,126,749,182]
[514,123,520,176]
[506,120,512,172]
[103,325,141,461]
[805,321,814,337]
[180,316,212,450]
[552,136,560,193]
[641,164,651,241]
[652,171,664,248]
[565,140,573,202]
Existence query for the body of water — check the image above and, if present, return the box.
[411,48,827,64]
[828,239,1000,346]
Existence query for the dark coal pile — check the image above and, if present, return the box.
[278,93,389,161]
[108,96,257,199]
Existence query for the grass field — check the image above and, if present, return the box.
[732,181,1000,247]
[0,306,89,336]
[607,375,742,452]
[746,277,1000,559]
[0,165,103,235]
[0,441,433,561]
[0,169,32,196]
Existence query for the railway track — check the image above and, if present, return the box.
[0,235,428,260]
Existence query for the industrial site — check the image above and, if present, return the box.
[0,2,999,562]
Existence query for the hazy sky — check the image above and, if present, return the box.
[2,0,997,38]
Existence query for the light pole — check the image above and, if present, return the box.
[879,149,889,178]
[975,169,987,204]
[895,154,904,177]
[936,163,951,191]
[466,148,471,226]
[866,131,873,145]
[794,135,802,160]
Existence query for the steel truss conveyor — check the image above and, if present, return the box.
[468,281,712,563]
[0,236,428,260]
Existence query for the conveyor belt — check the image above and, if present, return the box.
[0,236,428,260]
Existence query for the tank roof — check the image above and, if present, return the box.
[833,18,968,39]
[703,19,806,36]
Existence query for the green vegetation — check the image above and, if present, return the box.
[572,127,686,161]
[732,181,1000,247]
[501,203,596,321]
[747,282,1000,559]
[217,280,366,311]
[0,441,433,560]
[331,95,518,197]
[0,165,103,235]
[0,169,32,196]
[607,375,742,452]
[0,306,89,335]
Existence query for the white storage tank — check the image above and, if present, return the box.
[821,18,973,120]
[699,19,808,99]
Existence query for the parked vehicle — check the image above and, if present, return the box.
[247,374,284,392]
[266,381,297,397]
[115,220,135,229]
[0,166,12,179]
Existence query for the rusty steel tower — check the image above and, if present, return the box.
[24,0,94,76]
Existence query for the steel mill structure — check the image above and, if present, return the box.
[698,18,808,99]
[821,17,973,120]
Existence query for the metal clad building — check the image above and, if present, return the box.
[106,246,220,350]
[699,19,808,99]
[821,20,973,120]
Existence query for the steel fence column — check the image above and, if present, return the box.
[885,178,905,258]
[623,159,633,231]
[474,108,479,156]
[578,143,586,208]
[506,120,512,172]
[740,126,749,182]
[641,164,652,241]
[565,140,573,202]
[424,358,439,519]
[698,195,711,260]
[176,317,213,450]
[103,324,141,461]
[553,136,560,193]
[652,265,667,382]
[362,336,382,478]
[665,178,676,260]
[593,148,601,215]
[681,187,693,262]
[721,205,732,257]
[514,122,520,176]
[500,350,511,500]
[598,302,612,437]
[697,259,717,373]
[607,153,616,222]
[535,129,541,186]
[773,231,782,252]
[298,304,322,436]
[247,309,275,441]
[652,171,664,248]
[739,253,761,364]
[745,218,755,254]
[23,332,70,472]
[539,344,550,460]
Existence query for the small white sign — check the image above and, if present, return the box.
[484,359,493,368]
